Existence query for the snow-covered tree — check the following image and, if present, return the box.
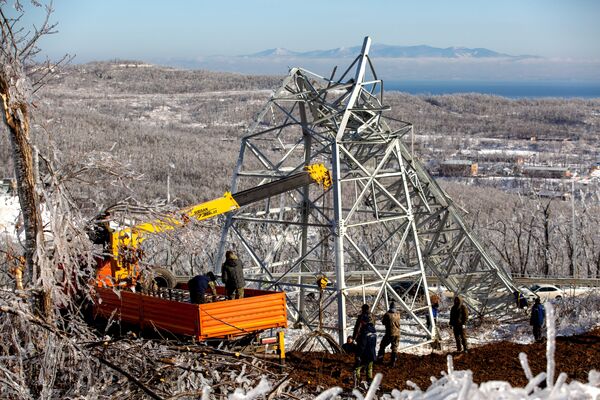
[0,0,65,317]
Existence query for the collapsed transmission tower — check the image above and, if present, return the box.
[216,37,517,348]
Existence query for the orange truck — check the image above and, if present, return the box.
[93,285,287,340]
[91,165,331,346]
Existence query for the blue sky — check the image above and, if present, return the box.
[13,0,600,62]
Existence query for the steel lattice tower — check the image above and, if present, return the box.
[216,37,517,347]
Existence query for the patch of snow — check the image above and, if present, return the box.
[0,194,53,243]
[213,121,246,128]
[478,148,536,156]
[116,63,153,68]
[0,195,21,238]
[187,123,208,129]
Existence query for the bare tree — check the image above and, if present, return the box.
[486,198,536,276]
[0,1,69,317]
[536,200,553,277]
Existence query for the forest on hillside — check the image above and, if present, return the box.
[1,62,597,279]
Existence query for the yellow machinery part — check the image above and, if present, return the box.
[317,275,329,290]
[277,330,286,362]
[305,163,332,190]
[107,193,240,285]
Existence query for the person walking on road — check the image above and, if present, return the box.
[530,297,546,342]
[377,301,401,366]
[221,250,245,299]
[449,295,469,353]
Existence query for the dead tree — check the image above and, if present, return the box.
[0,1,68,318]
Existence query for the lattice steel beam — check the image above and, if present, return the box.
[215,37,517,348]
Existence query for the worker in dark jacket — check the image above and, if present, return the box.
[221,250,245,299]
[449,295,469,353]
[188,271,218,304]
[353,304,376,340]
[354,320,377,386]
[530,297,545,342]
[88,210,113,253]
[341,336,357,354]
[377,301,401,366]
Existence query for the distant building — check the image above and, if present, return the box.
[474,150,533,165]
[522,166,571,179]
[439,160,478,177]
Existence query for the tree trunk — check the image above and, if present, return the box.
[541,202,552,277]
[1,77,52,319]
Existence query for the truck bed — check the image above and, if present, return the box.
[93,286,287,340]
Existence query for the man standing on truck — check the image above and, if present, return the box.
[188,271,218,304]
[221,250,245,299]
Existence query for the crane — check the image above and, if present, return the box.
[95,164,331,286]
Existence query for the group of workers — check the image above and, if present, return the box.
[187,250,245,304]
[344,294,546,385]
[186,248,548,386]
[343,295,455,385]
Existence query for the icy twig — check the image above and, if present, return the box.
[545,302,556,387]
[519,352,533,381]
[228,377,271,400]
[364,373,382,400]
[589,370,600,387]
[549,372,567,397]
[457,371,471,400]
[352,389,365,400]
[314,387,343,400]
[406,380,420,390]
[524,372,546,394]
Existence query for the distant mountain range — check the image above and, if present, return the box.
[246,44,536,59]
[149,43,600,81]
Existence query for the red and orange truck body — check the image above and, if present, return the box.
[93,286,287,340]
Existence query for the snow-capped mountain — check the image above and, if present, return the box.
[246,44,535,59]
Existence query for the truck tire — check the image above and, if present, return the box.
[152,267,177,289]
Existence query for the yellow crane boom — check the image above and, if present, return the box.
[98,164,331,285]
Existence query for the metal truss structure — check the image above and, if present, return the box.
[216,37,517,348]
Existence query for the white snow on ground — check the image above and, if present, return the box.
[469,292,600,347]
[0,194,21,242]
[0,194,52,244]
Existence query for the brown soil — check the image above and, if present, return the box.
[282,327,600,394]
